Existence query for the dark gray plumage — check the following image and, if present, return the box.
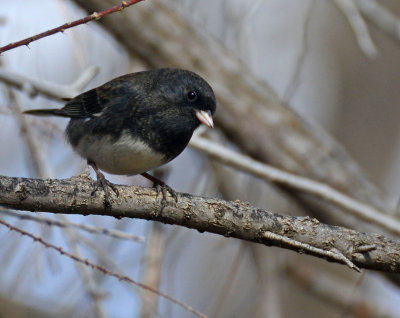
[24,68,216,206]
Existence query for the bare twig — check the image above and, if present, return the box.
[283,0,315,102]
[263,231,359,271]
[0,0,144,54]
[0,209,144,243]
[354,0,400,43]
[0,217,208,318]
[190,136,400,237]
[0,66,99,99]
[334,0,378,58]
[9,90,48,177]
[0,174,399,273]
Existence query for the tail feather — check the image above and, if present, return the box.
[23,108,70,117]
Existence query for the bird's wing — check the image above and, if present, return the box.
[61,88,105,118]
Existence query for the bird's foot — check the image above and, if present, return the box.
[154,180,178,208]
[88,160,119,208]
[92,175,119,208]
[141,172,178,210]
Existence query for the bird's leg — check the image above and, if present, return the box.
[141,172,178,208]
[88,160,119,207]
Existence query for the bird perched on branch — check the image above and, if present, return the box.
[24,68,216,207]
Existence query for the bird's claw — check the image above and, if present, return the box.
[91,172,119,208]
[153,180,178,210]
[88,160,119,208]
[140,172,177,210]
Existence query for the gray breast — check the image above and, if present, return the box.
[73,130,166,175]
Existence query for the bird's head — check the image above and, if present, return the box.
[152,68,216,131]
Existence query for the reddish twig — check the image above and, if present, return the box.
[0,218,208,318]
[0,0,144,54]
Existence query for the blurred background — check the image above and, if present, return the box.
[1,0,400,317]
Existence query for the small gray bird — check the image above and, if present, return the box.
[24,68,217,207]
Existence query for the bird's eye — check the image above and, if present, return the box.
[187,91,197,101]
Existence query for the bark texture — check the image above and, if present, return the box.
[1,174,399,273]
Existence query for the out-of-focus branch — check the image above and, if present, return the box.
[8,88,108,316]
[0,0,144,54]
[140,222,166,318]
[334,0,378,58]
[286,262,395,318]
[1,174,400,273]
[0,209,145,242]
[0,218,207,318]
[250,245,283,318]
[190,136,400,237]
[354,0,400,43]
[284,0,314,102]
[0,66,99,99]
[140,169,168,318]
[0,293,76,318]
[73,0,393,232]
[60,217,109,318]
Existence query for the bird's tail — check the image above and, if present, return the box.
[23,108,70,117]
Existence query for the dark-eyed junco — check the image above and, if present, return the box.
[24,68,216,207]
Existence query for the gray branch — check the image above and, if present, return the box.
[1,174,399,273]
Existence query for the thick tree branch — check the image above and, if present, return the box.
[1,174,400,273]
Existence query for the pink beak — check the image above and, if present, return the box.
[195,110,214,128]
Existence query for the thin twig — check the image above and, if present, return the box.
[263,231,360,271]
[0,209,144,243]
[0,218,208,318]
[283,0,314,102]
[334,0,378,58]
[0,0,144,54]
[8,90,49,178]
[354,0,400,43]
[0,66,99,99]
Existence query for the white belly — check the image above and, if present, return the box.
[74,130,165,175]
